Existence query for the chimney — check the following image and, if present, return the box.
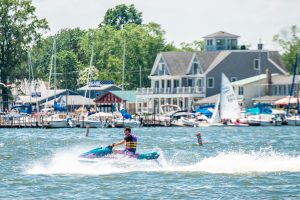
[258,38,263,50]
[265,68,272,95]
[258,43,263,50]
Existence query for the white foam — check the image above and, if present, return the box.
[26,147,300,176]
[176,151,300,174]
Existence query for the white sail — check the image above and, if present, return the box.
[220,73,241,120]
[210,94,221,125]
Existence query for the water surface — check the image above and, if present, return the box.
[0,126,299,199]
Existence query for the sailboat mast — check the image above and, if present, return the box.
[122,38,126,93]
[82,47,94,114]
[46,36,56,105]
[287,50,299,114]
[54,38,57,99]
[28,51,32,105]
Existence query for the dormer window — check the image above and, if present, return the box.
[193,62,200,74]
[158,63,165,75]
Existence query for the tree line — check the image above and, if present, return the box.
[0,1,299,109]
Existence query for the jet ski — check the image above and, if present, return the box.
[78,146,159,162]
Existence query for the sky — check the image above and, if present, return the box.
[32,0,300,50]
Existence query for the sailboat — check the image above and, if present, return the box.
[43,37,76,128]
[78,47,103,128]
[111,33,140,128]
[209,73,247,126]
[209,94,222,126]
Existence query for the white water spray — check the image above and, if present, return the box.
[27,147,300,176]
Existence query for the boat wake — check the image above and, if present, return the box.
[26,147,300,176]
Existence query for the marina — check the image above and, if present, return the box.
[1,0,300,199]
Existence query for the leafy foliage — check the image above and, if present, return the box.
[179,40,204,52]
[273,25,300,74]
[80,23,168,89]
[99,4,142,29]
[0,0,48,107]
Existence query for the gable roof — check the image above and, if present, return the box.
[110,90,137,103]
[150,52,193,76]
[268,51,288,73]
[205,50,288,75]
[201,51,231,74]
[194,51,221,72]
[231,74,279,86]
[149,50,287,77]
[42,95,95,106]
[203,31,239,38]
[15,89,79,104]
[271,75,300,85]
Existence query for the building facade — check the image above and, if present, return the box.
[136,31,288,114]
[231,74,300,107]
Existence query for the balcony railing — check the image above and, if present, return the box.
[137,87,205,95]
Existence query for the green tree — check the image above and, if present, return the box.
[179,40,204,52]
[80,23,170,89]
[79,66,99,86]
[273,25,300,74]
[0,0,48,108]
[56,50,81,90]
[99,4,142,29]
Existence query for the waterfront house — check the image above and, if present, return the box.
[77,80,121,99]
[231,73,300,107]
[94,90,139,114]
[136,31,288,113]
[15,89,81,110]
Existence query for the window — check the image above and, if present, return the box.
[238,87,244,95]
[167,80,171,88]
[253,59,260,70]
[155,81,159,88]
[231,77,237,82]
[197,79,202,87]
[161,80,165,88]
[174,80,179,88]
[283,85,288,95]
[278,85,282,95]
[188,79,193,87]
[206,40,213,46]
[216,39,225,46]
[193,63,199,74]
[227,39,237,49]
[158,63,165,75]
[273,85,279,95]
[207,77,214,88]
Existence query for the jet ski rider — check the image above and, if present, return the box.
[110,127,137,154]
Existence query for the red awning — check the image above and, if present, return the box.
[273,96,299,106]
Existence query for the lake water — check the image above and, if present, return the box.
[0,126,299,199]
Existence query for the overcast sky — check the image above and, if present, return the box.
[32,0,300,50]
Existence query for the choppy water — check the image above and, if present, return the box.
[0,126,300,199]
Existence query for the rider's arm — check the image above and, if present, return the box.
[112,140,126,147]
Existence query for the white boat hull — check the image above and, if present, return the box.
[80,120,104,128]
[247,114,282,126]
[286,116,300,126]
[47,120,76,128]
[113,119,140,128]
